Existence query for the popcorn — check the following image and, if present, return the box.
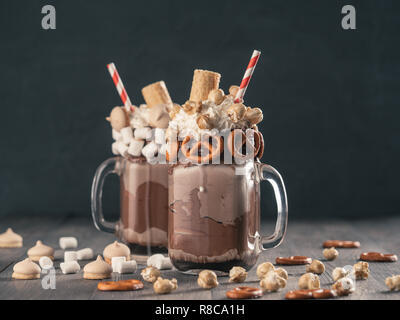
[60,261,81,274]
[59,237,78,250]
[134,127,153,140]
[127,139,145,157]
[142,141,158,160]
[154,128,166,145]
[111,256,126,273]
[76,248,94,260]
[120,127,134,145]
[64,251,78,262]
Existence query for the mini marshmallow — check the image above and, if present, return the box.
[127,139,145,157]
[112,129,122,141]
[60,261,81,274]
[134,127,153,140]
[39,256,53,269]
[76,248,94,260]
[120,127,134,145]
[59,237,78,250]
[154,128,166,145]
[147,254,173,270]
[111,256,126,273]
[115,141,128,157]
[112,142,119,155]
[142,141,158,160]
[64,251,78,262]
[118,260,137,274]
[158,143,167,155]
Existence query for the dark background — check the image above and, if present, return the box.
[0,0,399,220]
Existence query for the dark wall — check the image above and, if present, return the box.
[0,0,399,219]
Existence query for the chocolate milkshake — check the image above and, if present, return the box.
[166,68,287,273]
[92,79,174,256]
[168,163,260,272]
[118,157,168,253]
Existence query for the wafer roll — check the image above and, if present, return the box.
[141,81,173,111]
[189,69,221,103]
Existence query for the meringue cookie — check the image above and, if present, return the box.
[12,258,41,280]
[27,240,54,261]
[103,241,130,264]
[0,228,23,248]
[83,255,112,280]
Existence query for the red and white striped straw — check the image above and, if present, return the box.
[107,62,134,112]
[234,50,261,103]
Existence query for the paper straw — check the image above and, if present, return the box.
[107,63,134,112]
[234,50,261,103]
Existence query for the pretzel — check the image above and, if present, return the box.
[323,240,360,248]
[360,252,398,262]
[285,289,336,300]
[227,129,257,161]
[275,256,312,265]
[254,130,264,158]
[226,286,263,299]
[166,140,179,162]
[181,135,222,163]
[97,279,144,291]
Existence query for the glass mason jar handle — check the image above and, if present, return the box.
[91,157,120,233]
[257,162,288,250]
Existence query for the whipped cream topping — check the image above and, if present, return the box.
[129,104,151,129]
[169,96,249,140]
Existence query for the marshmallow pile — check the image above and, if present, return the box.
[110,104,169,161]
[56,236,95,275]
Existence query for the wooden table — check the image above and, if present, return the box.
[0,214,399,300]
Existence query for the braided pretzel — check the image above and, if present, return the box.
[181,135,223,164]
[97,279,144,291]
[275,256,312,265]
[226,286,263,299]
[227,129,257,160]
[285,289,336,300]
[166,140,179,162]
[360,252,398,262]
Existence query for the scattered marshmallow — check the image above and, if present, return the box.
[59,237,78,250]
[120,127,134,145]
[112,142,119,155]
[158,143,167,155]
[147,254,173,270]
[115,141,128,157]
[118,260,137,274]
[111,256,126,273]
[127,139,145,157]
[60,261,81,274]
[39,256,53,269]
[154,128,166,145]
[76,248,94,260]
[64,251,78,262]
[142,141,158,159]
[134,127,152,140]
[112,129,122,141]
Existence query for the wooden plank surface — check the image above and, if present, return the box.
[0,215,399,300]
